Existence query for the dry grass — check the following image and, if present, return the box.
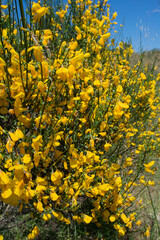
[130,49,160,74]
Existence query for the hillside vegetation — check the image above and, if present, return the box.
[130,49,160,74]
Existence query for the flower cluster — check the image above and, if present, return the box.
[0,0,160,238]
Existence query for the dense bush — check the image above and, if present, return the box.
[0,0,160,239]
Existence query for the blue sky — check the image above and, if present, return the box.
[109,0,160,52]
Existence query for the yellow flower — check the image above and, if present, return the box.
[43,213,51,221]
[28,226,39,240]
[38,81,47,94]
[101,33,111,39]
[1,185,12,199]
[56,9,67,19]
[34,46,43,62]
[51,170,63,185]
[75,26,81,34]
[116,85,123,93]
[70,52,90,65]
[52,211,64,221]
[144,226,151,237]
[18,115,31,128]
[93,79,101,87]
[118,227,126,236]
[113,101,129,119]
[36,201,44,213]
[144,161,155,168]
[1,5,7,9]
[83,214,92,224]
[136,220,142,226]
[111,163,120,171]
[140,72,147,80]
[32,3,49,22]
[0,57,6,66]
[69,41,78,50]
[109,215,116,222]
[32,135,43,152]
[0,127,4,135]
[99,183,113,192]
[6,140,15,153]
[22,154,31,164]
[104,143,112,151]
[121,213,129,224]
[80,91,90,101]
[0,171,10,185]
[9,128,24,142]
[56,67,69,81]
[42,30,53,46]
[33,152,41,167]
[148,180,154,186]
[144,161,155,173]
[50,192,59,201]
[112,12,117,20]
[69,157,79,169]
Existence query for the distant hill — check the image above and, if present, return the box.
[129,49,160,74]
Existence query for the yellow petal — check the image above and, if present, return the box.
[0,235,4,240]
[52,211,64,220]
[144,161,155,168]
[0,57,6,66]
[34,46,43,62]
[93,79,101,87]
[140,73,146,80]
[75,26,81,33]
[2,29,7,38]
[109,215,116,222]
[118,101,129,109]
[0,171,10,185]
[111,163,120,171]
[101,33,111,39]
[34,153,41,167]
[1,5,7,9]
[27,46,34,53]
[6,140,15,152]
[99,183,113,192]
[116,85,123,93]
[23,154,31,164]
[83,214,92,224]
[50,192,59,201]
[1,186,12,199]
[69,158,78,169]
[36,185,46,192]
[14,92,25,99]
[37,7,46,14]
[13,29,17,35]
[52,210,59,218]
[70,53,84,64]
[37,201,44,213]
[15,129,24,139]
[9,132,19,142]
[121,213,129,224]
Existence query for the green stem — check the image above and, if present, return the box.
[14,0,23,45]
[18,0,26,29]
[18,0,29,89]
